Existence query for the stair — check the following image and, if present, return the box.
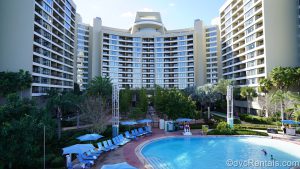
[145,157,172,169]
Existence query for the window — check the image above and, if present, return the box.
[156,37,162,42]
[246,42,255,51]
[246,51,255,59]
[247,60,255,67]
[245,26,254,35]
[247,69,256,76]
[224,19,232,28]
[244,17,254,27]
[43,2,52,14]
[206,27,217,32]
[178,36,185,40]
[245,34,255,43]
[244,8,254,19]
[111,35,118,39]
[206,32,217,37]
[244,0,253,12]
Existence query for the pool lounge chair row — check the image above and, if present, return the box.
[76,126,152,168]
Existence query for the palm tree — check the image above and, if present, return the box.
[258,78,273,117]
[240,87,258,114]
[287,92,300,121]
[87,76,112,98]
[271,90,287,126]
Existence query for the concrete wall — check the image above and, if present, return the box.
[264,0,300,74]
[0,0,35,97]
[0,0,34,72]
[194,19,206,86]
[90,17,102,79]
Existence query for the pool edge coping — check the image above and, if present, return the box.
[134,135,273,169]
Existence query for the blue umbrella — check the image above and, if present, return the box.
[62,144,95,155]
[77,133,104,142]
[120,121,137,125]
[281,120,300,125]
[101,162,137,169]
[137,119,152,124]
[176,118,192,122]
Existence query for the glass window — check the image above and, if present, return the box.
[42,2,52,14]
[133,37,141,41]
[156,37,162,42]
[244,8,254,19]
[245,34,255,43]
[244,17,254,27]
[178,36,185,40]
[246,42,255,51]
[111,35,118,39]
[245,26,254,35]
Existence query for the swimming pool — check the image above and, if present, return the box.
[140,136,300,169]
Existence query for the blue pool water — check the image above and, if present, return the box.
[141,137,300,169]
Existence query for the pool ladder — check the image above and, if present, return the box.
[145,157,172,169]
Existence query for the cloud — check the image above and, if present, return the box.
[211,17,220,25]
[121,12,135,18]
[169,3,175,7]
[140,8,154,12]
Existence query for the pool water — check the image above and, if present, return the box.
[141,137,300,169]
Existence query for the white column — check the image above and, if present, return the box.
[227,85,234,128]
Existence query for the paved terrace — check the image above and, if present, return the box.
[90,128,300,169]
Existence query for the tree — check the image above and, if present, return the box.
[215,79,232,96]
[0,94,55,168]
[84,76,112,132]
[270,90,288,124]
[137,88,148,113]
[87,76,112,97]
[240,87,258,114]
[268,67,298,123]
[287,92,300,121]
[46,90,81,140]
[80,95,111,133]
[154,88,197,120]
[0,69,32,97]
[120,87,132,115]
[258,78,273,117]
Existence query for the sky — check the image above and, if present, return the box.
[73,0,226,30]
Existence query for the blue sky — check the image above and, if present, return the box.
[73,0,226,29]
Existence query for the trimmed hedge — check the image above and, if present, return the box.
[239,114,275,124]
[207,129,268,136]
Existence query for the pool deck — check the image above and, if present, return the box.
[91,128,300,169]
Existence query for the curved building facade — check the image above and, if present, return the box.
[86,12,213,89]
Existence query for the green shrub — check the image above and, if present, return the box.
[234,118,241,124]
[239,114,274,124]
[235,130,268,136]
[207,129,236,135]
[50,156,64,168]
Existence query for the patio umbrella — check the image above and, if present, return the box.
[137,119,152,124]
[62,144,95,155]
[77,133,104,142]
[120,121,137,125]
[176,118,192,122]
[101,162,137,169]
[281,120,300,125]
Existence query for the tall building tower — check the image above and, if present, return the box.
[204,25,221,84]
[88,12,206,89]
[220,0,299,87]
[0,0,77,97]
[75,14,92,90]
